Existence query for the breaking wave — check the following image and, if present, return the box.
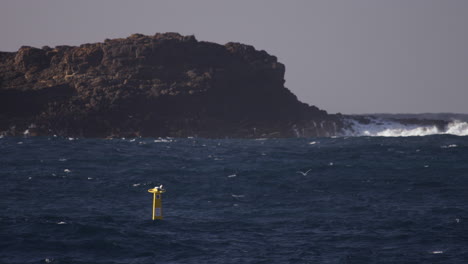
[344,119,468,137]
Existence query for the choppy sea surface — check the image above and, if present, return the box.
[1,135,468,264]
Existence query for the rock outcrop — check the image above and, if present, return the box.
[0,33,343,138]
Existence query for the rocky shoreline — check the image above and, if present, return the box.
[1,33,458,138]
[0,33,345,138]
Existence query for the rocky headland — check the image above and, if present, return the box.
[0,33,344,138]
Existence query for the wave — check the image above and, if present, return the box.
[344,118,468,137]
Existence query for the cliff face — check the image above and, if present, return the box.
[0,33,342,138]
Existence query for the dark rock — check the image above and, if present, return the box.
[0,33,344,138]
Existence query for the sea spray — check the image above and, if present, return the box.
[344,117,468,137]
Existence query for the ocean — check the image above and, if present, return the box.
[1,134,468,263]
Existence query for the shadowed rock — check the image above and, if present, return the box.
[0,33,343,138]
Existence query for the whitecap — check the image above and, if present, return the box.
[232,194,245,198]
[309,141,317,145]
[64,169,71,173]
[132,183,141,187]
[57,222,66,225]
[154,138,172,143]
[441,144,457,148]
[87,177,93,180]
[227,174,237,178]
[59,158,67,162]
[431,251,443,254]
[17,142,23,144]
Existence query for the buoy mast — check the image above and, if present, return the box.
[148,185,165,220]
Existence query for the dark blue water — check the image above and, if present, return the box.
[1,136,468,264]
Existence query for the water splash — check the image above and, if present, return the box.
[344,118,468,137]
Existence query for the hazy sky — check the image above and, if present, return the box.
[1,0,468,114]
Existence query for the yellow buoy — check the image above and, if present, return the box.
[148,185,166,220]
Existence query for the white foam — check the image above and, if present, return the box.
[344,118,468,137]
[154,138,172,143]
[57,221,66,225]
[227,174,237,178]
[446,120,468,136]
[309,141,317,145]
[441,144,458,148]
[431,251,444,254]
[64,169,71,173]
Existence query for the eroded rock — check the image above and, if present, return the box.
[0,33,342,137]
